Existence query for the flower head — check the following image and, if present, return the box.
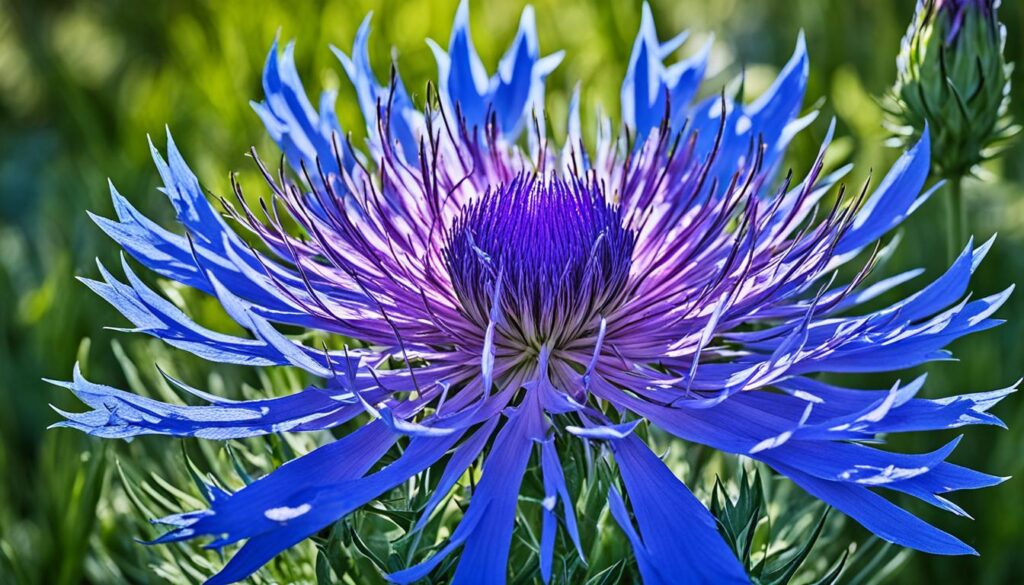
[890,0,1016,178]
[56,2,1013,584]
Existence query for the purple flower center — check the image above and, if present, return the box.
[444,173,635,350]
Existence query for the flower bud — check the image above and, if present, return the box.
[889,0,1016,178]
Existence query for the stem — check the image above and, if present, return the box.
[945,177,965,263]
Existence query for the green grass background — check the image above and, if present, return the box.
[1,0,1022,583]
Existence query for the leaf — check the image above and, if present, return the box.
[810,548,849,585]
[841,537,912,585]
[224,443,253,486]
[758,507,831,585]
[712,466,766,567]
[347,519,392,575]
[315,547,336,585]
[585,560,626,585]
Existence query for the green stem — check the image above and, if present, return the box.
[945,177,965,263]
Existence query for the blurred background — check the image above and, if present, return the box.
[0,0,1021,583]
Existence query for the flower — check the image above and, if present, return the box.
[889,0,1016,179]
[55,2,1014,583]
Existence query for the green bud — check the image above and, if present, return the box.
[888,0,1017,179]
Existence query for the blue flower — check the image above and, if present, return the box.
[56,1,1014,583]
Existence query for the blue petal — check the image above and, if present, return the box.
[82,257,345,376]
[599,374,1002,556]
[412,418,500,531]
[609,434,747,584]
[204,428,463,584]
[153,421,397,546]
[94,138,366,336]
[606,487,662,582]
[48,365,362,440]
[774,461,976,555]
[621,2,709,139]
[836,130,932,256]
[565,419,641,440]
[430,1,561,139]
[252,38,350,179]
[539,438,583,583]
[689,34,810,186]
[492,6,541,134]
[389,394,545,584]
[437,0,490,128]
[332,14,419,160]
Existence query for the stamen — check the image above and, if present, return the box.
[444,172,635,350]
